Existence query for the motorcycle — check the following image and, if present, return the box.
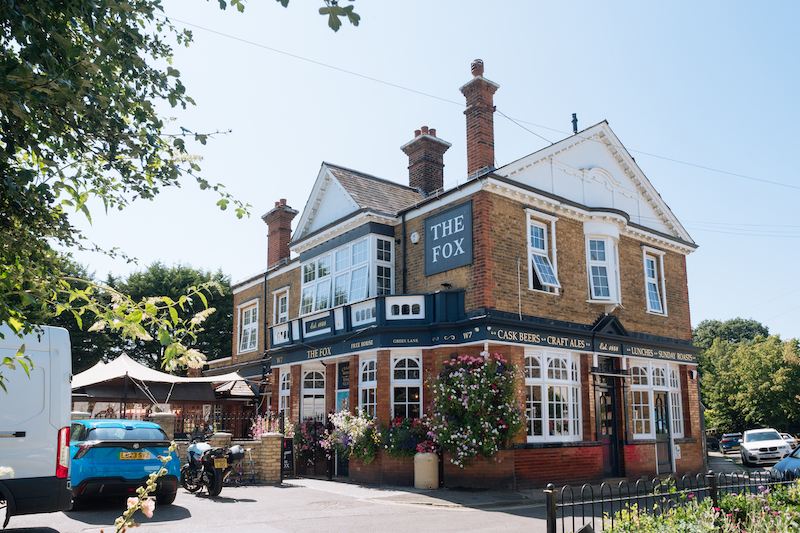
[180,437,245,497]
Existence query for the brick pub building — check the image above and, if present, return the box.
[208,60,703,489]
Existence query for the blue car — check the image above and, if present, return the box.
[70,419,180,505]
[773,445,800,478]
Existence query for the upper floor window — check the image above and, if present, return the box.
[300,236,393,316]
[642,247,667,315]
[526,211,560,293]
[238,303,258,353]
[586,237,620,302]
[273,289,289,325]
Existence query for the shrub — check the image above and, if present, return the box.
[384,417,429,458]
[321,409,379,462]
[294,420,325,465]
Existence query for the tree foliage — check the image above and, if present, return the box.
[693,318,769,350]
[700,334,800,432]
[108,262,233,370]
[0,0,358,380]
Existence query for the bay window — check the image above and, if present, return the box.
[299,235,393,316]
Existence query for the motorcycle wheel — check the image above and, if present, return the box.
[207,469,223,497]
[180,464,203,493]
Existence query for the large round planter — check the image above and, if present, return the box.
[414,452,439,489]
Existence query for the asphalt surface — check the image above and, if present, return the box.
[2,451,749,533]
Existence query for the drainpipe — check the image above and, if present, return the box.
[402,213,407,294]
[263,269,269,412]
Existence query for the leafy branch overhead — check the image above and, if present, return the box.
[1,0,357,378]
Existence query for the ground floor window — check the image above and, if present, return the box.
[360,357,377,417]
[524,349,581,442]
[302,369,325,422]
[392,355,421,419]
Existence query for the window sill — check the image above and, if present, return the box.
[586,299,621,314]
[238,348,258,355]
[528,288,559,296]
[515,440,598,449]
[646,310,668,317]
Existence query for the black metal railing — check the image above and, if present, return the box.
[545,468,800,533]
[176,411,281,440]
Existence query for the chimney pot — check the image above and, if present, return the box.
[471,59,484,77]
[415,129,421,137]
[421,126,429,135]
[429,128,436,137]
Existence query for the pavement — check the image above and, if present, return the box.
[281,451,745,509]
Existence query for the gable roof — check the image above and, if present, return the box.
[293,162,424,242]
[496,121,695,245]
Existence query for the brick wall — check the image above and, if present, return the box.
[444,450,515,490]
[349,452,414,486]
[623,441,657,479]
[400,190,692,341]
[514,445,603,488]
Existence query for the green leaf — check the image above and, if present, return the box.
[128,309,143,323]
[158,328,171,346]
[169,307,179,325]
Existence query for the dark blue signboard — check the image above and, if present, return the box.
[337,362,349,390]
[304,315,331,335]
[424,201,473,276]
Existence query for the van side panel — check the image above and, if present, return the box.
[0,326,73,518]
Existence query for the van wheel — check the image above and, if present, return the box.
[157,491,177,506]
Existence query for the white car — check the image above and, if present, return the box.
[740,428,792,466]
[781,433,798,449]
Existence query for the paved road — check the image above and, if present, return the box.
[4,478,549,533]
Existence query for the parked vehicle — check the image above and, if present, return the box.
[740,428,792,466]
[706,436,719,451]
[772,446,800,478]
[70,419,180,505]
[720,432,742,453]
[0,325,72,527]
[181,437,244,497]
[780,433,797,449]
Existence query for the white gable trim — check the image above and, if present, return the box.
[498,123,694,245]
[293,163,360,241]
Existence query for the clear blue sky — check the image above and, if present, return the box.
[69,1,800,341]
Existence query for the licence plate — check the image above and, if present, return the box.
[120,451,150,460]
[214,458,227,469]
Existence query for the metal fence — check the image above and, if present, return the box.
[176,411,282,440]
[545,468,800,533]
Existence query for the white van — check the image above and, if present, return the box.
[0,325,72,527]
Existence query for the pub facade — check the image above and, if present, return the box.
[208,60,703,489]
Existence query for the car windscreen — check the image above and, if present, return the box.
[87,427,167,441]
[745,431,781,442]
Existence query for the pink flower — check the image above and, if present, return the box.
[141,497,156,518]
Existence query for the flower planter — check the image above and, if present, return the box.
[414,452,439,489]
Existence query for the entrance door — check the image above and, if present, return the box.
[595,356,620,478]
[654,392,672,474]
[597,386,619,477]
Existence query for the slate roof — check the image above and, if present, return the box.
[326,163,424,215]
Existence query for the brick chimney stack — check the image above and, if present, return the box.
[460,59,500,176]
[400,126,452,196]
[262,199,298,269]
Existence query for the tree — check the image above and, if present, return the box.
[0,0,358,381]
[700,335,800,431]
[109,263,233,370]
[693,318,769,350]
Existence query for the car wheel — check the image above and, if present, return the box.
[180,465,202,493]
[157,491,177,506]
[741,454,750,467]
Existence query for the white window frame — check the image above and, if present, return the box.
[642,246,667,316]
[586,236,620,303]
[301,369,325,422]
[526,209,560,293]
[391,353,422,419]
[524,349,582,443]
[299,236,393,317]
[272,286,290,325]
[359,356,377,418]
[629,360,684,439]
[237,300,259,354]
[278,371,291,419]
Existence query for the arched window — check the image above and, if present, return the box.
[301,370,325,422]
[392,356,421,418]
[525,351,581,442]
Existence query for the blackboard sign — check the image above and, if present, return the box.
[337,362,349,390]
[424,201,473,276]
[282,438,294,472]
